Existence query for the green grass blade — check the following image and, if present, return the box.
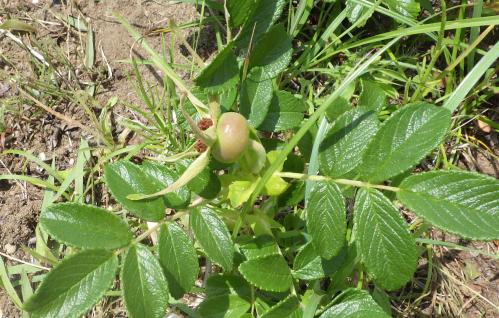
[315,16,499,65]
[305,116,329,204]
[52,139,91,203]
[443,42,499,112]
[2,149,64,183]
[416,238,499,260]
[467,0,483,70]
[0,256,23,309]
[0,174,62,194]
[289,0,313,37]
[114,13,208,112]
[85,26,94,69]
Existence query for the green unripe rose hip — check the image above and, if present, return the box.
[212,112,249,163]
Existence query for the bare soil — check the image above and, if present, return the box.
[0,1,497,318]
[0,1,200,316]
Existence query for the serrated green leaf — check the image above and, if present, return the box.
[358,79,386,113]
[191,207,234,271]
[319,108,379,178]
[158,224,199,299]
[260,295,300,318]
[240,69,273,128]
[142,161,191,209]
[122,244,169,318]
[320,288,389,318]
[398,170,499,240]
[248,23,292,80]
[241,235,280,260]
[198,294,251,318]
[24,250,118,318]
[40,203,132,250]
[177,160,221,199]
[306,181,346,259]
[361,103,451,183]
[239,254,292,292]
[258,91,307,132]
[104,161,165,221]
[194,45,239,93]
[353,189,417,291]
[227,0,257,27]
[236,0,286,50]
[325,97,351,122]
[206,274,252,300]
[292,243,345,281]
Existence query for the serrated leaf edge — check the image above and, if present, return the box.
[24,250,117,317]
[238,254,291,292]
[40,202,133,250]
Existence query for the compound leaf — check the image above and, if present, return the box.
[239,254,292,292]
[306,181,346,259]
[191,207,234,271]
[319,108,379,178]
[158,223,199,299]
[353,189,418,290]
[398,170,499,240]
[40,203,132,250]
[24,250,118,318]
[361,103,451,183]
[122,244,169,318]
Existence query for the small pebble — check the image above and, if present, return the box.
[4,243,16,254]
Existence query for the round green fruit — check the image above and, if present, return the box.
[212,112,249,163]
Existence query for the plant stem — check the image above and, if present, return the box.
[0,251,50,271]
[274,172,400,192]
[133,222,164,244]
